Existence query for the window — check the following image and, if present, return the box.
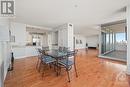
[116,33,126,43]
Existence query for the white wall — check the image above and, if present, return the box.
[0,18,11,87]
[127,4,130,74]
[0,26,10,42]
[10,22,26,46]
[74,35,86,49]
[0,43,10,87]
[86,35,99,47]
[10,22,27,59]
[3,42,11,79]
[0,42,4,87]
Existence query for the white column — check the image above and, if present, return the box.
[67,23,74,51]
[127,4,130,74]
[98,26,102,55]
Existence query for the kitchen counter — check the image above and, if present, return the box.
[12,45,42,59]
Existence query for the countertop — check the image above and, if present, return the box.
[12,45,42,48]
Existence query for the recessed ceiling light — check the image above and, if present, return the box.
[74,5,78,8]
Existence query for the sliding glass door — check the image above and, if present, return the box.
[101,32,106,54]
[101,28,115,54]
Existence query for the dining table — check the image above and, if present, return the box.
[46,49,68,76]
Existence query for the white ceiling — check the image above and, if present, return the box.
[14,0,129,36]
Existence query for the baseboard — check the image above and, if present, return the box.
[75,48,87,50]
[14,55,38,59]
[98,55,126,62]
[101,49,115,55]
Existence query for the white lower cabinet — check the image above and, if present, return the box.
[12,46,41,59]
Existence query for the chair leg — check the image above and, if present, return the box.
[59,67,61,75]
[49,64,52,68]
[38,61,42,72]
[57,66,61,75]
[54,63,56,72]
[42,63,45,78]
[66,68,70,82]
[56,62,59,76]
[36,58,40,69]
[74,64,78,77]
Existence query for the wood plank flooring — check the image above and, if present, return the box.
[4,49,130,87]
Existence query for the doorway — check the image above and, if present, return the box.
[101,21,127,61]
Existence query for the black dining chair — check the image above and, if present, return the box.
[36,48,43,70]
[58,50,78,82]
[36,48,56,77]
[40,55,56,77]
[63,47,69,52]
[42,46,49,51]
[59,46,64,52]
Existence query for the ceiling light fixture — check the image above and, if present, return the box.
[74,5,78,8]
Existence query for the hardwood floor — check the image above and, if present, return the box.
[4,49,130,87]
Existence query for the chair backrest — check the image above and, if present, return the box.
[59,47,70,52]
[36,48,41,59]
[39,51,51,63]
[36,48,45,60]
[59,46,63,52]
[36,48,42,55]
[65,50,78,66]
[63,47,69,52]
[42,46,49,51]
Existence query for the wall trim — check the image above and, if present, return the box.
[98,55,126,62]
[101,49,115,55]
[14,55,38,59]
